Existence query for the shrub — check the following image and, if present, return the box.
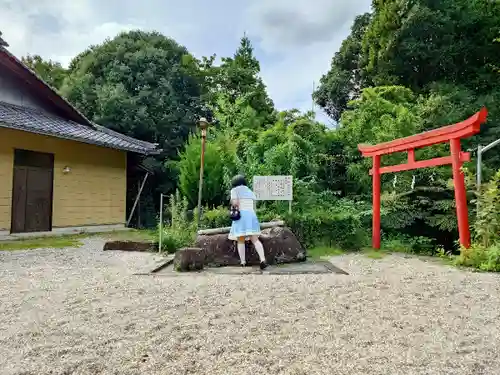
[160,225,196,253]
[158,191,196,253]
[201,206,283,229]
[454,170,500,271]
[201,206,231,229]
[284,208,367,250]
[178,134,229,207]
[474,170,500,248]
[455,243,500,272]
[479,244,500,272]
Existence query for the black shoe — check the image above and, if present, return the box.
[240,263,246,267]
[260,262,268,270]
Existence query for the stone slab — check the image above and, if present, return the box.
[133,254,175,275]
[148,259,348,276]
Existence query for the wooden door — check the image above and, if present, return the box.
[11,166,28,233]
[11,149,54,233]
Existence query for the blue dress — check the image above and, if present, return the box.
[228,185,261,240]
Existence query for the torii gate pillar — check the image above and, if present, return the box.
[450,138,470,248]
[372,155,381,249]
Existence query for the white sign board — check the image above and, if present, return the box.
[252,175,293,201]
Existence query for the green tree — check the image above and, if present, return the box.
[178,134,229,207]
[363,0,500,92]
[214,35,276,126]
[60,30,206,226]
[317,0,500,124]
[61,31,205,155]
[338,86,420,192]
[238,112,326,181]
[313,13,372,121]
[315,130,351,194]
[494,34,500,73]
[177,106,350,210]
[212,94,266,131]
[417,83,500,179]
[22,55,67,90]
[339,86,420,150]
[61,30,204,157]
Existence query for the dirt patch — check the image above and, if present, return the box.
[103,240,157,252]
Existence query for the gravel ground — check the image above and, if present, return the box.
[1,238,500,375]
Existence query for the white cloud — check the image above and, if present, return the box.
[259,37,347,112]
[0,0,372,122]
[245,0,370,52]
[0,0,141,66]
[245,0,371,117]
[46,22,142,67]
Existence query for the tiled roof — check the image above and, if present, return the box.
[0,101,159,155]
[0,46,93,126]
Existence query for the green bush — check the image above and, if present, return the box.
[455,243,500,272]
[201,206,231,229]
[474,170,500,248]
[158,191,197,253]
[453,170,500,271]
[160,225,196,253]
[284,209,367,250]
[201,205,284,229]
[178,134,229,207]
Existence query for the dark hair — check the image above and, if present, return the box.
[231,174,247,188]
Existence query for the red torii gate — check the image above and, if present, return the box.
[358,107,488,249]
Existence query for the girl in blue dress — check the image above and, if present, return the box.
[228,175,268,269]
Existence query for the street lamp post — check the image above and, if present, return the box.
[196,117,210,229]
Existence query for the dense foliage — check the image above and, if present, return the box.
[455,171,500,271]
[313,13,371,121]
[312,0,500,251]
[13,1,500,265]
[60,31,207,226]
[22,55,67,90]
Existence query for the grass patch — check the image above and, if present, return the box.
[0,235,84,251]
[308,246,345,259]
[362,248,387,259]
[0,229,156,252]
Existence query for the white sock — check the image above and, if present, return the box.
[253,239,266,263]
[237,242,246,265]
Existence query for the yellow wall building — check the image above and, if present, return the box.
[0,44,158,235]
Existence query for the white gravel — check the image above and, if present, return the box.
[1,238,500,375]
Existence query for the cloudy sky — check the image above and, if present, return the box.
[0,0,371,123]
